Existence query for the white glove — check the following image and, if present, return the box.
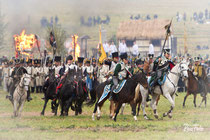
[193,72,197,76]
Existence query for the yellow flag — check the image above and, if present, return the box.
[99,26,107,63]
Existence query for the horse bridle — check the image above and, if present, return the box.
[170,62,188,78]
[19,75,30,89]
[166,62,188,96]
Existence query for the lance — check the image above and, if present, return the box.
[160,18,173,57]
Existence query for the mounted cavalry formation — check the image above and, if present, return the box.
[1,21,209,121]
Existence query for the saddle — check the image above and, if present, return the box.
[149,71,167,87]
[98,80,127,103]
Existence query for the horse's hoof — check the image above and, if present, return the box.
[168,113,172,118]
[144,115,149,120]
[40,112,44,116]
[163,113,167,117]
[114,118,117,122]
[97,116,100,120]
[154,114,159,119]
[134,116,138,121]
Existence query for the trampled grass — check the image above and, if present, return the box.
[0,89,209,140]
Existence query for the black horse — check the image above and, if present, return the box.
[57,68,77,116]
[89,72,148,121]
[41,69,58,115]
[74,69,87,115]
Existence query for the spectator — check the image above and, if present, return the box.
[119,40,128,55]
[132,41,139,57]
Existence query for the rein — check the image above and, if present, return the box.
[166,62,188,96]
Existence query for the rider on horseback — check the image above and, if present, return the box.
[109,53,131,100]
[193,57,208,95]
[133,58,144,74]
[149,49,173,94]
[6,59,31,101]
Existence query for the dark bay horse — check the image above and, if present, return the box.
[58,69,76,116]
[74,69,88,115]
[90,72,148,121]
[41,69,58,115]
[112,72,148,121]
[183,70,208,107]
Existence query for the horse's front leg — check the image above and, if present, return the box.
[120,103,126,115]
[163,93,175,118]
[183,91,189,107]
[150,93,159,119]
[54,99,59,116]
[92,102,98,121]
[110,101,115,118]
[141,87,149,120]
[96,105,102,120]
[130,101,137,121]
[193,93,197,107]
[41,99,49,115]
[66,97,73,116]
[113,102,122,122]
[13,100,18,117]
[18,100,25,117]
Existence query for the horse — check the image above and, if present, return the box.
[58,68,77,116]
[183,70,208,107]
[12,73,30,117]
[148,61,189,119]
[90,72,148,121]
[73,68,88,115]
[41,69,58,115]
[111,72,148,121]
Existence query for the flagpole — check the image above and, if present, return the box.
[160,18,173,57]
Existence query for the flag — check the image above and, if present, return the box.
[98,26,107,63]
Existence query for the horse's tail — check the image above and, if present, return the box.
[86,88,97,106]
[134,83,140,104]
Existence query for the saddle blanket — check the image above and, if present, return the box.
[98,80,127,103]
[149,74,167,86]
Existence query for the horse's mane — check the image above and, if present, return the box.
[188,70,197,81]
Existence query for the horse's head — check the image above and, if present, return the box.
[133,72,148,89]
[178,61,189,80]
[76,69,83,80]
[67,68,76,79]
[49,68,55,82]
[20,73,31,91]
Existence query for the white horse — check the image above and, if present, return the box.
[139,61,189,119]
[12,73,30,117]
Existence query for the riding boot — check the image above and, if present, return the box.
[146,95,151,102]
[109,85,117,101]
[27,90,32,102]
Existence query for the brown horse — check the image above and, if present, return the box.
[89,72,148,121]
[183,70,208,107]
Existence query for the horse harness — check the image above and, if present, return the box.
[166,63,188,96]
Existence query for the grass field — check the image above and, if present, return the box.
[0,88,210,140]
